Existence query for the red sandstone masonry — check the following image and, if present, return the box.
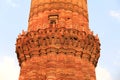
[19,55,96,80]
[16,0,100,80]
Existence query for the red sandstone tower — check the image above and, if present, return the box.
[16,0,100,80]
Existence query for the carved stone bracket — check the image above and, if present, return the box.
[16,27,100,67]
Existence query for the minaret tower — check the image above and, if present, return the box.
[16,0,100,80]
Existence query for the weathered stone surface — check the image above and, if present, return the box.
[28,0,89,32]
[19,55,96,80]
[16,27,100,67]
[16,0,100,80]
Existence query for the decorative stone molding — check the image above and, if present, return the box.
[29,2,88,20]
[16,27,100,67]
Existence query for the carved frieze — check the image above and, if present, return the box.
[16,27,100,67]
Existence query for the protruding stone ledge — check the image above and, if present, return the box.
[16,27,100,67]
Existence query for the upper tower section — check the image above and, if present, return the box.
[28,0,89,32]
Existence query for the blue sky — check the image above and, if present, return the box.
[0,0,120,80]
